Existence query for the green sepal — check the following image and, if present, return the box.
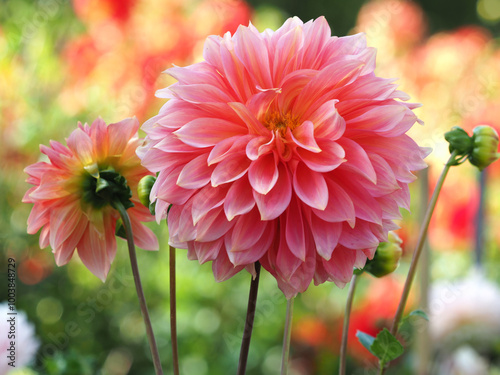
[353,268,364,276]
[96,168,134,210]
[444,126,473,157]
[115,219,127,240]
[409,309,429,321]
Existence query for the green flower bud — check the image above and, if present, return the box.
[469,125,500,171]
[138,175,157,215]
[444,126,473,156]
[363,232,403,278]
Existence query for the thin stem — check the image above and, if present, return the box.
[339,274,359,375]
[280,297,295,375]
[114,201,163,375]
[237,262,261,375]
[170,246,180,375]
[380,151,458,374]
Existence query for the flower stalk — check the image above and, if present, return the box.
[170,245,180,375]
[339,273,359,375]
[281,297,295,375]
[379,151,458,374]
[237,262,261,375]
[113,200,164,375]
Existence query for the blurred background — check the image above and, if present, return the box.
[1,0,500,374]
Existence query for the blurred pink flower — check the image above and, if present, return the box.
[139,17,428,297]
[24,118,158,281]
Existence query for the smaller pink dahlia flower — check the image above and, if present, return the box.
[24,118,158,281]
[139,17,428,298]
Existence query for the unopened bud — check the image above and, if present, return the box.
[444,126,473,156]
[469,125,500,171]
[364,232,403,278]
[137,175,156,215]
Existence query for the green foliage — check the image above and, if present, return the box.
[356,328,404,369]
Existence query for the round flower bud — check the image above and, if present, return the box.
[138,175,157,215]
[469,125,500,171]
[444,126,473,156]
[363,232,403,278]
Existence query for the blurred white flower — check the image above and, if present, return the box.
[438,346,489,375]
[0,303,39,374]
[429,270,500,343]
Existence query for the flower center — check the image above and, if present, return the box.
[263,112,300,137]
[81,167,133,210]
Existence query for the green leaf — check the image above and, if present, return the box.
[356,331,376,356]
[370,328,404,363]
[409,309,429,321]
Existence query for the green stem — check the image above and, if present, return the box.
[339,273,359,375]
[170,246,179,375]
[237,262,261,375]
[113,201,163,375]
[381,151,458,374]
[281,297,295,375]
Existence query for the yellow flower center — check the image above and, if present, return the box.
[263,112,300,137]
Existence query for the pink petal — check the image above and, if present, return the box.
[130,217,159,250]
[66,127,96,169]
[228,102,268,135]
[246,134,275,161]
[272,24,304,83]
[220,42,254,102]
[53,215,88,266]
[248,152,278,195]
[212,248,244,282]
[208,135,253,165]
[307,99,346,140]
[294,59,366,119]
[226,208,267,252]
[191,184,229,224]
[293,162,328,210]
[177,153,214,189]
[77,224,115,282]
[254,163,292,220]
[170,83,234,103]
[224,177,256,221]
[227,223,273,266]
[233,25,273,89]
[174,118,246,148]
[337,138,377,183]
[310,214,342,260]
[49,201,85,250]
[155,166,196,205]
[193,239,223,264]
[338,221,380,249]
[313,178,355,224]
[297,139,345,172]
[211,152,251,187]
[320,246,357,287]
[29,176,72,200]
[285,196,306,261]
[275,220,302,281]
[345,105,407,135]
[195,207,233,242]
[290,121,321,152]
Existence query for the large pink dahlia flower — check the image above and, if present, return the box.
[139,17,428,297]
[24,118,158,281]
